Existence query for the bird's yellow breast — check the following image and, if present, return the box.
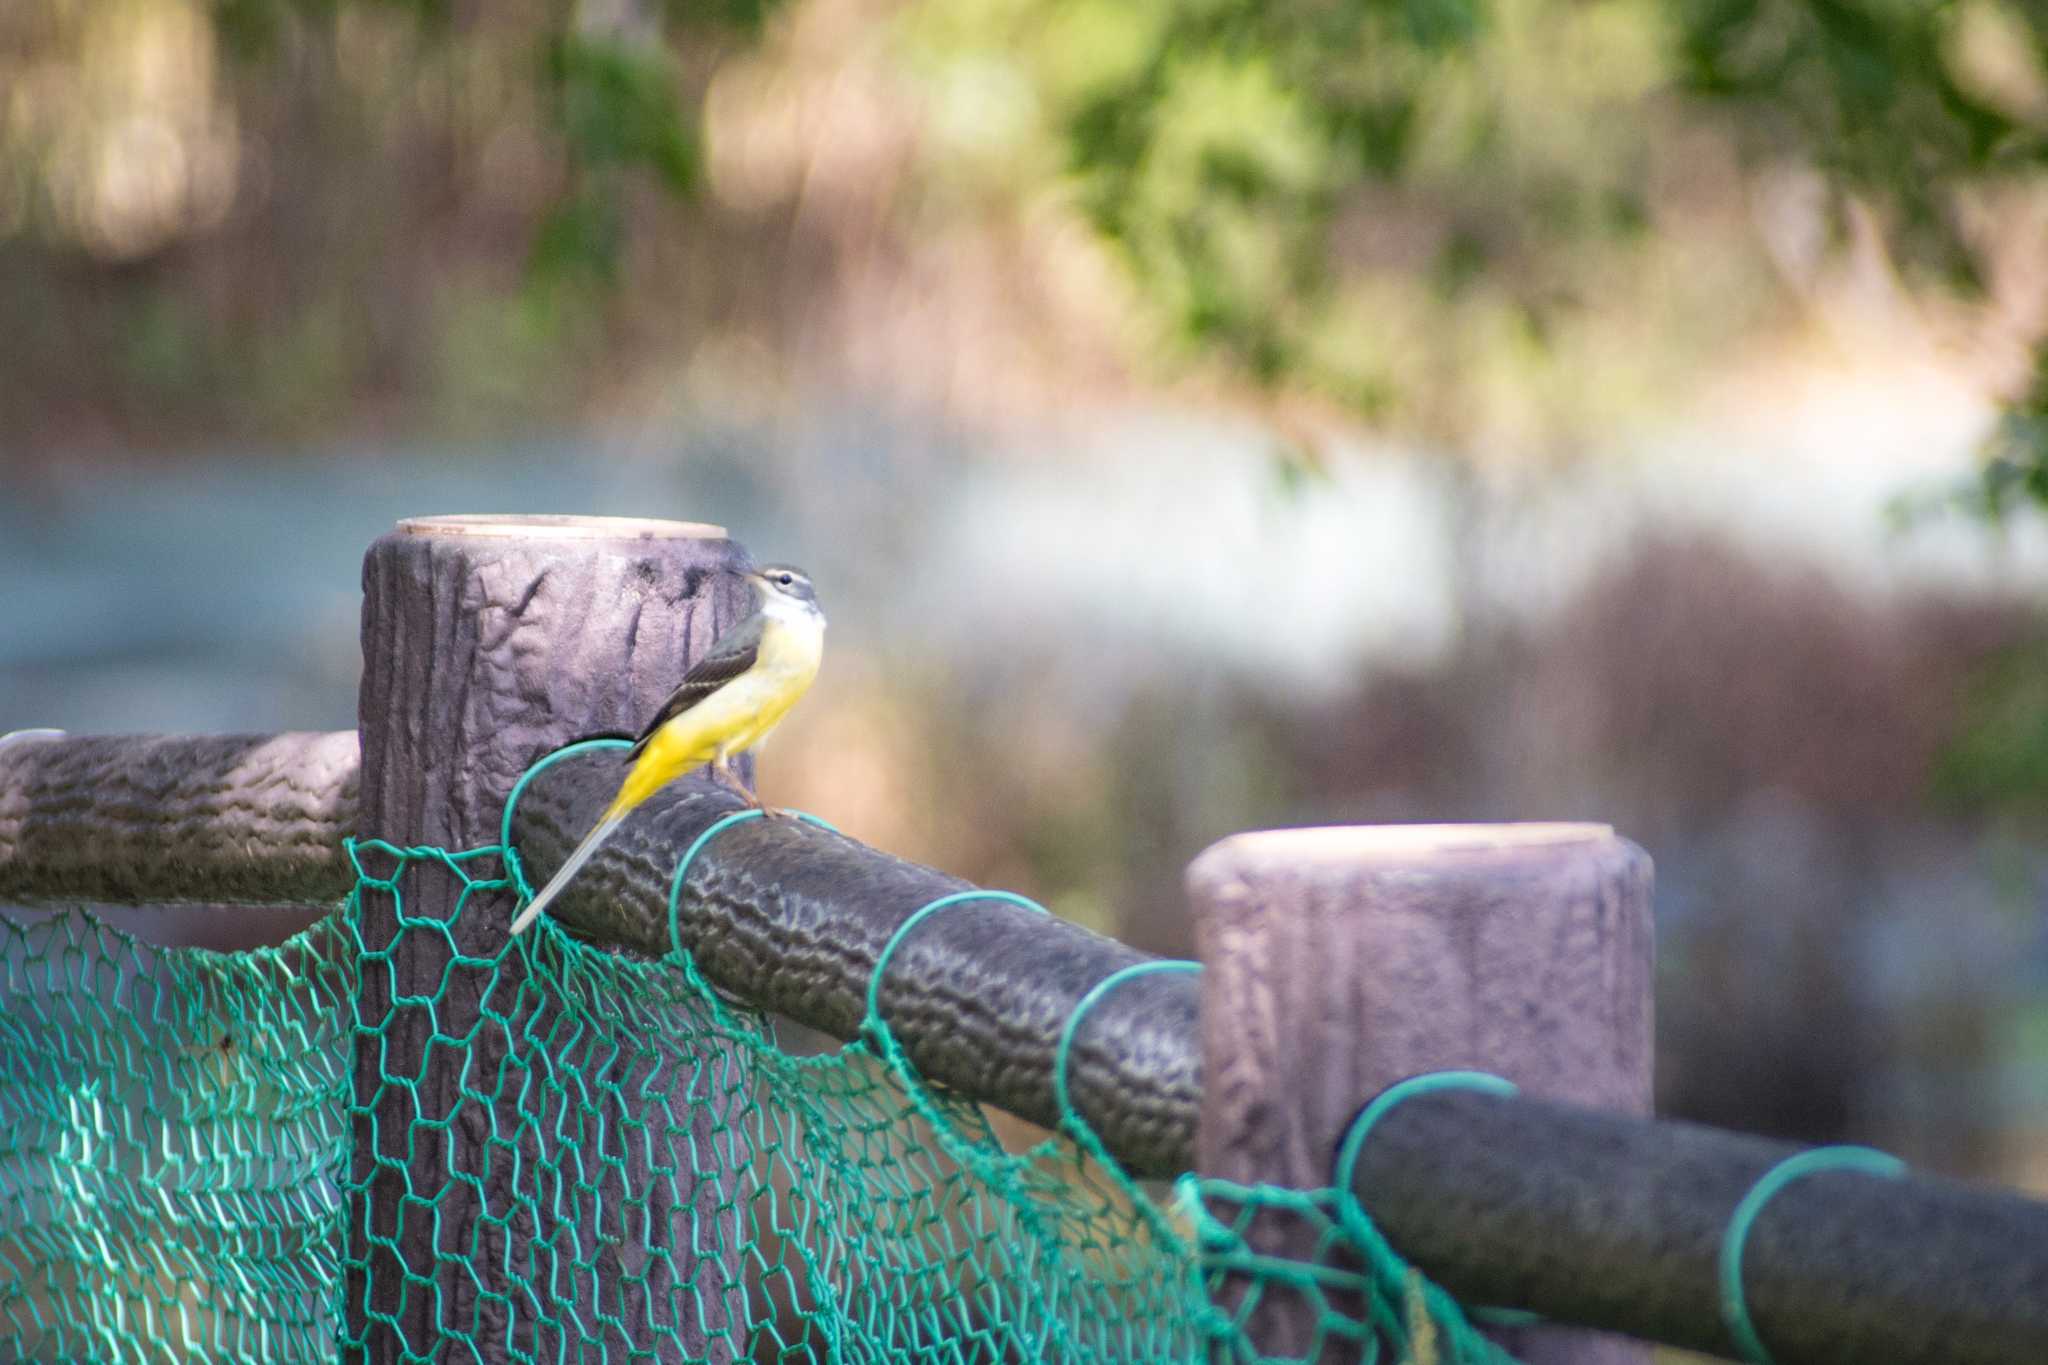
[621,612,824,807]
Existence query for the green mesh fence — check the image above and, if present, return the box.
[0,909,351,1362]
[0,825,1518,1364]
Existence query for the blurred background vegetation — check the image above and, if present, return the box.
[7,0,2048,1191]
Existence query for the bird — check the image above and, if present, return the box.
[508,563,825,936]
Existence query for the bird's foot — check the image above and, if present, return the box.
[709,758,759,808]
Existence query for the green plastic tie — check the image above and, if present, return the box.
[1718,1145,1908,1365]
[1333,1071,1531,1354]
[1332,1071,1520,1253]
[665,806,836,967]
[499,736,633,902]
[1052,960,1202,1152]
[861,890,1047,1045]
[1333,1071,1520,1216]
[1326,1072,1542,1329]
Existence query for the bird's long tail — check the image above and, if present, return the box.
[509,809,628,937]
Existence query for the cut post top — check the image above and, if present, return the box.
[395,514,729,540]
[1192,822,1616,875]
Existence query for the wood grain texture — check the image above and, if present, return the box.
[1188,824,1654,1365]
[506,747,1204,1179]
[0,730,358,905]
[349,515,751,1365]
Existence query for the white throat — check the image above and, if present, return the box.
[760,594,824,629]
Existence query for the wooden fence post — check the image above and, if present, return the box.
[349,514,752,1363]
[1189,823,1654,1365]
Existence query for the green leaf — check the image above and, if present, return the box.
[529,189,623,289]
[544,32,700,193]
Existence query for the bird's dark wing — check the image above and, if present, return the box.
[630,617,763,757]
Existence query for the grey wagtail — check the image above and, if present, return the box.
[509,564,825,936]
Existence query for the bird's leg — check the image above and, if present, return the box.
[715,753,788,819]
[710,755,761,809]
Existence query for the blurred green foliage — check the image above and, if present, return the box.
[1890,349,2048,529]
[1937,635,2048,822]
[889,0,2048,461]
[535,32,695,289]
[1680,0,2046,286]
[1063,0,1567,391]
[1963,352,2048,521]
[6,0,2048,471]
[1069,0,2048,436]
[896,0,1696,439]
[547,32,698,190]
[1673,0,2048,521]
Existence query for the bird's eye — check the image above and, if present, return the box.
[776,572,794,586]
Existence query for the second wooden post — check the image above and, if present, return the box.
[1190,823,1654,1365]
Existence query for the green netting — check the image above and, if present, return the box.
[0,908,351,1362]
[0,824,1520,1364]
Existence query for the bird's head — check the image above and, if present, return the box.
[741,563,823,619]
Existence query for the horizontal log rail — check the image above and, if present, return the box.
[0,730,357,905]
[0,728,1201,1175]
[2,729,2046,1363]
